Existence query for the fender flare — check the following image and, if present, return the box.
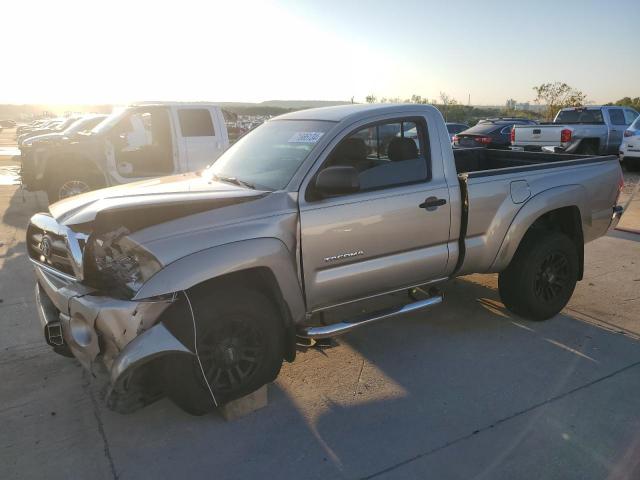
[134,237,306,325]
[490,185,589,272]
[45,152,109,187]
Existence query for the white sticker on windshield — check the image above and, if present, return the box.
[288,132,325,143]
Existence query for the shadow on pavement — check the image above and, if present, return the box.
[80,277,640,480]
[1,185,46,230]
[307,277,640,479]
[2,185,640,479]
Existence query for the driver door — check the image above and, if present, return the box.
[106,107,177,182]
[299,117,451,311]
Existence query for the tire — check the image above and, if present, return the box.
[45,162,104,203]
[498,231,579,321]
[162,287,285,415]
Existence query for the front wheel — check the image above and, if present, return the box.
[162,287,285,415]
[499,231,579,321]
[46,166,104,203]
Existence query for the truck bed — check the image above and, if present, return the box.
[453,147,613,177]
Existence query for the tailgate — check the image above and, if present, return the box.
[512,125,566,147]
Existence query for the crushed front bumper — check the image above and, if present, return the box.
[34,264,193,411]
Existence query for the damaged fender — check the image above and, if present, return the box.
[134,237,306,325]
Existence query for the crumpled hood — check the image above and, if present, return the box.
[49,171,269,228]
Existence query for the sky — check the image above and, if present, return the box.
[2,0,638,106]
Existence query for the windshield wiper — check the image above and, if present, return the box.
[213,174,256,190]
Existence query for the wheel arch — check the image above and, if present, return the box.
[491,186,588,278]
[135,238,306,361]
[44,152,108,189]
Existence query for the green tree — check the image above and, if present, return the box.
[609,97,640,110]
[533,82,587,121]
[365,94,377,104]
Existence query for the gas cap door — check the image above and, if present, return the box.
[510,180,531,204]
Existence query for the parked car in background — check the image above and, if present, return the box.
[455,118,537,149]
[511,106,639,155]
[20,114,107,147]
[29,104,624,414]
[446,122,469,143]
[0,119,16,128]
[20,102,230,202]
[16,119,56,136]
[18,117,81,146]
[620,114,640,171]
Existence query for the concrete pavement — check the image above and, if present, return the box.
[0,152,639,479]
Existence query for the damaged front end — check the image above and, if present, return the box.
[28,177,275,412]
[29,213,195,413]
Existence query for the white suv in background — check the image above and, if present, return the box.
[620,115,640,171]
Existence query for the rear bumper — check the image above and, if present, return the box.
[610,205,624,230]
[34,264,192,411]
[620,143,640,159]
[510,145,546,152]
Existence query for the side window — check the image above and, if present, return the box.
[178,109,215,137]
[323,119,429,193]
[500,125,514,134]
[609,109,626,125]
[624,109,638,125]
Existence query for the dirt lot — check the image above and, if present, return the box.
[1,127,639,479]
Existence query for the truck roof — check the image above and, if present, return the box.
[560,105,613,110]
[277,103,440,123]
[130,101,221,108]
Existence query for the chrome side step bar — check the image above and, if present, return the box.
[298,294,444,340]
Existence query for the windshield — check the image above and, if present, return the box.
[205,119,335,191]
[53,117,78,132]
[459,123,503,135]
[64,116,106,135]
[91,107,129,135]
[555,108,604,124]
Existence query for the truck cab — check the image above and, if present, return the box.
[20,102,230,202]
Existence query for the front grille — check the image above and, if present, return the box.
[27,214,86,279]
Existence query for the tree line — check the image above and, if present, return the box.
[365,82,639,125]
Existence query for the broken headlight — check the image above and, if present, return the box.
[86,226,162,297]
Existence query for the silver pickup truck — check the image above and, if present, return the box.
[28,104,625,415]
[511,105,639,155]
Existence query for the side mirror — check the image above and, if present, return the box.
[315,166,360,197]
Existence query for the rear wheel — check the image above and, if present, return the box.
[163,288,285,415]
[499,231,579,321]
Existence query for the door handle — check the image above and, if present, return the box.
[419,197,447,211]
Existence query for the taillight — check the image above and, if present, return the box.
[624,130,634,137]
[510,128,515,143]
[560,128,572,143]
[452,135,459,144]
[476,136,492,145]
